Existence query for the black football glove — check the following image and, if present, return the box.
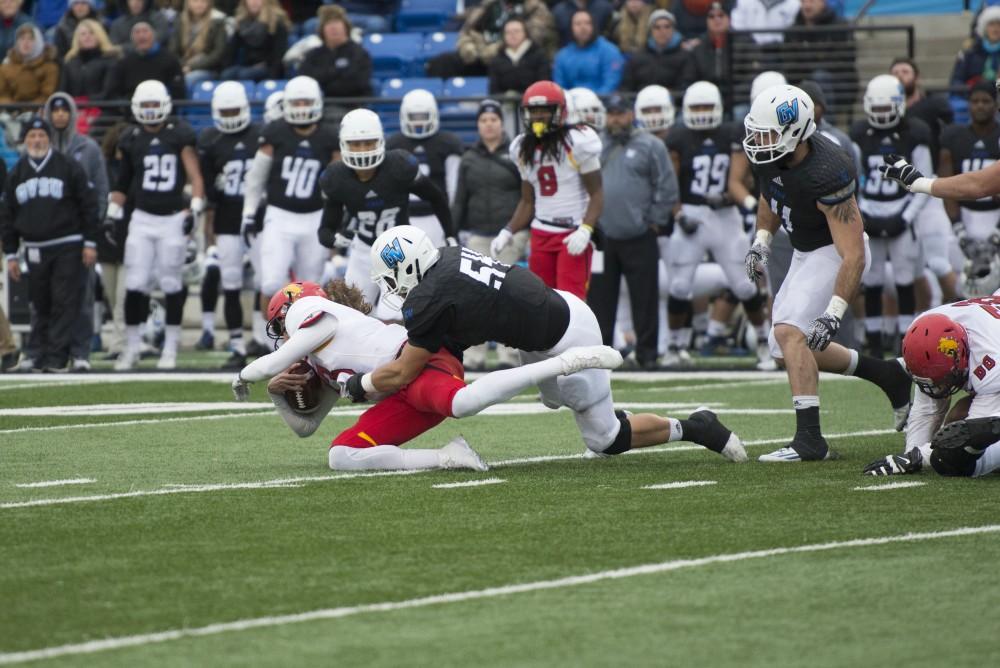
[880,153,924,191]
[676,212,701,235]
[101,217,119,248]
[805,311,841,351]
[182,212,195,236]
[240,212,259,246]
[863,448,923,476]
[341,373,368,403]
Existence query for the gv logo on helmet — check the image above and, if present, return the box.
[775,98,799,126]
[380,238,406,268]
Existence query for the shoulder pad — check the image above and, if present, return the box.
[285,296,333,335]
[809,140,857,205]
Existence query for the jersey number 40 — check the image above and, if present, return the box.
[281,156,320,199]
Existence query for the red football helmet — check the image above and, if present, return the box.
[266,281,327,341]
[521,80,566,137]
[902,313,970,398]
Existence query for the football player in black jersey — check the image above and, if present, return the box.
[344,225,750,463]
[850,74,935,357]
[743,84,913,462]
[317,108,456,314]
[240,75,338,319]
[108,80,205,371]
[196,82,261,369]
[386,89,464,248]
[664,81,770,368]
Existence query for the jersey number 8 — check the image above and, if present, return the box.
[537,165,559,197]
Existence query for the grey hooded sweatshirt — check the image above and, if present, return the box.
[43,92,108,219]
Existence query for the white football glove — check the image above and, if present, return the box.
[334,232,353,249]
[231,374,251,401]
[563,225,592,256]
[490,228,513,258]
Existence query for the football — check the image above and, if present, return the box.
[284,361,322,413]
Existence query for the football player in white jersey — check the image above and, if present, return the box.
[231,280,623,471]
[864,302,1000,477]
[490,80,603,301]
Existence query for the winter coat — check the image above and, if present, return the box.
[169,11,229,74]
[59,48,119,99]
[619,39,693,93]
[488,40,551,95]
[0,11,31,56]
[452,136,521,236]
[553,35,623,94]
[299,40,373,98]
[53,6,100,60]
[952,39,1000,88]
[43,92,109,220]
[0,43,59,104]
[458,0,556,66]
[108,0,170,46]
[689,34,732,99]
[612,4,652,54]
[106,45,186,101]
[552,0,613,47]
[223,16,289,78]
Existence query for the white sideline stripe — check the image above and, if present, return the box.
[432,478,506,489]
[0,411,274,435]
[854,481,927,491]
[0,428,898,511]
[0,524,996,666]
[642,480,717,490]
[637,379,791,393]
[14,478,95,489]
[0,403,273,417]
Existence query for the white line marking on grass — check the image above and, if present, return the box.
[14,478,95,489]
[642,480,717,490]
[2,429,900,510]
[0,411,273,435]
[854,481,927,491]
[1,524,996,665]
[432,478,506,489]
[0,403,273,417]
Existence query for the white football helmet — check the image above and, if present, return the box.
[339,108,386,170]
[283,75,323,125]
[864,74,906,129]
[634,84,674,131]
[400,89,440,138]
[566,87,606,129]
[264,90,285,123]
[750,70,786,105]
[682,81,723,130]
[962,237,1000,297]
[211,81,250,134]
[370,225,440,298]
[131,79,172,125]
[743,84,816,164]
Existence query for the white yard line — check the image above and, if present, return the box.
[642,481,717,490]
[854,481,927,491]
[0,403,273,417]
[0,428,900,511]
[14,478,95,489]
[636,378,792,393]
[0,411,274,435]
[0,523,995,666]
[432,478,507,489]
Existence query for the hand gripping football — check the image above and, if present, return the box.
[285,361,322,413]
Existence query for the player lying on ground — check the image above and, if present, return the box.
[864,306,1000,477]
[358,225,748,462]
[231,280,624,471]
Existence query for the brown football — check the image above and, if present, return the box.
[284,361,322,413]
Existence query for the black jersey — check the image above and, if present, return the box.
[401,246,571,357]
[260,119,338,213]
[197,123,261,235]
[665,122,741,206]
[940,123,1000,211]
[386,131,463,217]
[115,120,196,216]
[850,117,932,204]
[319,149,452,245]
[753,132,858,252]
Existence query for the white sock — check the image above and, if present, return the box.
[844,348,859,376]
[450,356,565,418]
[792,395,820,409]
[229,330,246,355]
[864,317,881,334]
[707,319,727,338]
[328,444,442,470]
[897,314,914,333]
[202,312,215,333]
[125,325,141,355]
[162,325,180,356]
[754,322,769,341]
[667,418,683,442]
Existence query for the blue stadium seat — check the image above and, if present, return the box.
[394,0,456,33]
[422,31,458,60]
[190,80,218,101]
[253,79,288,102]
[380,77,445,99]
[363,32,423,78]
[443,76,488,99]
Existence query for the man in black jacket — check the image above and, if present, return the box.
[1,118,99,372]
[106,21,185,102]
[620,10,693,93]
[298,8,372,99]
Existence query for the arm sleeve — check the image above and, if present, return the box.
[268,384,339,438]
[573,128,603,174]
[411,174,457,238]
[647,140,677,228]
[902,144,933,222]
[239,314,336,382]
[905,387,952,450]
[242,149,272,217]
[319,178,347,235]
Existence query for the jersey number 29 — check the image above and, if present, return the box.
[142,154,177,192]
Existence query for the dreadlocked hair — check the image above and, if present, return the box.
[324,279,372,315]
[518,124,574,167]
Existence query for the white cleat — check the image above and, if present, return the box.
[720,433,749,463]
[439,436,489,471]
[662,346,691,368]
[557,345,623,375]
[114,351,138,371]
[755,342,778,371]
[156,351,177,370]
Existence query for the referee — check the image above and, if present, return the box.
[1,117,99,372]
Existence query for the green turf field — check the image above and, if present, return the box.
[1,372,997,667]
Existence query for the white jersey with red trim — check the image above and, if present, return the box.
[510,126,602,234]
[919,295,1000,396]
[284,296,408,383]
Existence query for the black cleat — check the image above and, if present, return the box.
[931,417,1000,453]
[222,353,247,371]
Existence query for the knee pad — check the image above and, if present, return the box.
[925,253,952,278]
[667,296,693,316]
[741,289,767,313]
[159,272,183,295]
[601,413,633,455]
[583,411,631,454]
[929,447,979,477]
[668,266,696,301]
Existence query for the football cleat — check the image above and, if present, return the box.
[195,330,215,351]
[930,416,1000,453]
[114,350,138,371]
[687,407,748,462]
[759,433,837,462]
[756,342,777,371]
[245,340,271,358]
[156,351,177,370]
[863,448,923,476]
[222,352,247,371]
[557,345,623,375]
[438,436,489,472]
[662,346,691,368]
[71,358,91,373]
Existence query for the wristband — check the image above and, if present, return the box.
[190,196,205,214]
[909,176,935,195]
[754,229,773,247]
[580,224,594,234]
[361,372,376,394]
[743,195,757,211]
[826,295,848,319]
